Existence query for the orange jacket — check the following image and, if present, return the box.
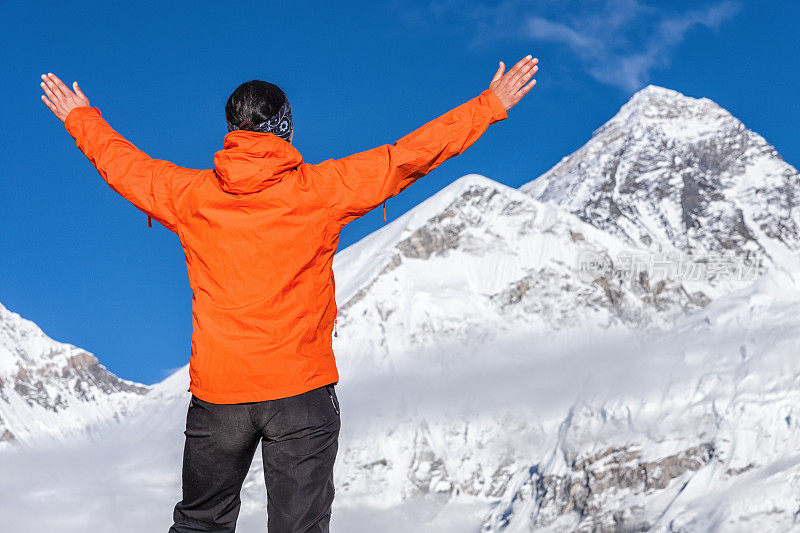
[64,88,508,403]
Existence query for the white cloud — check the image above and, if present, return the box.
[422,0,741,92]
[577,1,741,90]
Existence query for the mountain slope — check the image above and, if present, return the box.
[478,270,800,532]
[0,302,148,446]
[331,173,710,380]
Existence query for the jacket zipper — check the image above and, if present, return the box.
[327,386,339,415]
[333,316,338,337]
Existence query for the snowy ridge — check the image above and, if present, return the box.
[334,174,506,303]
[332,172,711,379]
[0,301,148,446]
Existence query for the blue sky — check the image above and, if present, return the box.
[1,1,798,384]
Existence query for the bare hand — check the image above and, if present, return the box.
[489,55,538,112]
[40,73,90,123]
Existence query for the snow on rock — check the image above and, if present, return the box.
[0,301,148,446]
[478,271,800,532]
[521,85,800,280]
[331,173,711,381]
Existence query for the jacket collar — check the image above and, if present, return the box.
[213,130,303,194]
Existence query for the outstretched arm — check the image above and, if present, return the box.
[303,55,539,226]
[40,73,194,233]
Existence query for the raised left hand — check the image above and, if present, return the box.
[40,73,90,123]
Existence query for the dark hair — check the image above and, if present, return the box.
[225,80,288,132]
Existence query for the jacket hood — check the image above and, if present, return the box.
[213,131,304,194]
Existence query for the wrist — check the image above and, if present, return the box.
[482,88,508,123]
[63,106,101,135]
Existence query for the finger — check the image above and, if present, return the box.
[41,94,59,117]
[518,78,537,98]
[48,73,73,98]
[49,72,72,93]
[512,64,538,90]
[41,73,65,101]
[509,57,536,87]
[511,62,535,87]
[505,55,532,81]
[41,80,62,106]
[491,61,505,83]
[73,81,87,102]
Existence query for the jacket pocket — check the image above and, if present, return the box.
[184,395,214,437]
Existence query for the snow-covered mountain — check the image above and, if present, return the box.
[330,173,710,368]
[0,302,148,447]
[330,269,800,533]
[521,85,800,278]
[1,85,798,532]
[320,83,800,530]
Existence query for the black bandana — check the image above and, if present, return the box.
[227,100,293,142]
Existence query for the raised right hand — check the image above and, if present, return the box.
[489,55,539,112]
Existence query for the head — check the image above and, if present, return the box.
[225,80,293,143]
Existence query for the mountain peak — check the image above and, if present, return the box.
[596,85,732,140]
[630,84,686,101]
[332,173,531,304]
[625,84,706,111]
[521,86,800,275]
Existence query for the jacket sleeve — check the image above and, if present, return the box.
[63,106,196,233]
[303,88,508,226]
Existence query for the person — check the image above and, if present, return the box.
[39,54,539,532]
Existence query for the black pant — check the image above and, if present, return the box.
[169,383,341,533]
